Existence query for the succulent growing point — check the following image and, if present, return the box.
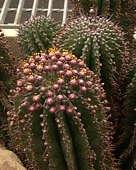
[18,16,60,56]
[8,49,116,169]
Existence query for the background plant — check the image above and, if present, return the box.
[7,49,116,170]
[18,15,60,56]
[115,71,136,170]
[71,0,136,66]
[53,16,129,108]
[0,29,18,145]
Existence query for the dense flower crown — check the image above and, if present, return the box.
[15,48,108,114]
[7,48,117,169]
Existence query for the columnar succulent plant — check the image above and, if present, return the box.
[18,16,60,56]
[71,0,136,54]
[71,0,110,16]
[0,29,17,145]
[116,72,136,170]
[53,16,129,102]
[8,49,116,170]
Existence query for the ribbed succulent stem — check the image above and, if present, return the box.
[66,100,95,170]
[18,16,60,56]
[54,109,78,170]
[42,104,67,170]
[8,49,116,169]
[116,74,136,169]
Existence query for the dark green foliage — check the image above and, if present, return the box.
[18,16,60,56]
[8,50,116,170]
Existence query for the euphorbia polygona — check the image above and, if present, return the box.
[0,29,17,146]
[116,72,136,170]
[18,15,60,56]
[8,49,116,169]
[53,16,129,101]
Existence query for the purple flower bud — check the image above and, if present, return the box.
[24,63,29,68]
[22,100,29,107]
[79,71,85,77]
[86,81,92,87]
[51,56,57,62]
[89,8,95,15]
[29,58,35,63]
[49,51,54,56]
[56,94,63,101]
[62,52,67,56]
[78,61,85,67]
[66,106,73,114]
[35,103,42,109]
[37,75,43,82]
[68,93,76,100]
[23,68,31,74]
[36,65,43,72]
[29,63,35,69]
[56,61,63,66]
[70,60,77,65]
[47,91,53,97]
[52,64,58,71]
[35,55,40,61]
[59,105,65,111]
[17,80,23,87]
[40,58,46,63]
[80,86,87,93]
[16,68,20,72]
[32,95,40,102]
[72,70,78,75]
[55,50,61,56]
[28,75,35,82]
[46,97,54,105]
[58,79,64,85]
[70,79,77,86]
[28,105,35,112]
[26,85,33,91]
[58,70,65,75]
[59,57,65,62]
[44,65,50,72]
[65,70,72,77]
[40,86,47,92]
[78,79,84,85]
[65,55,72,61]
[40,55,45,59]
[49,107,56,113]
[53,84,59,90]
[64,64,70,69]
[16,87,22,93]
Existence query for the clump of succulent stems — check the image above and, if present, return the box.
[7,49,116,170]
[18,16,60,56]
